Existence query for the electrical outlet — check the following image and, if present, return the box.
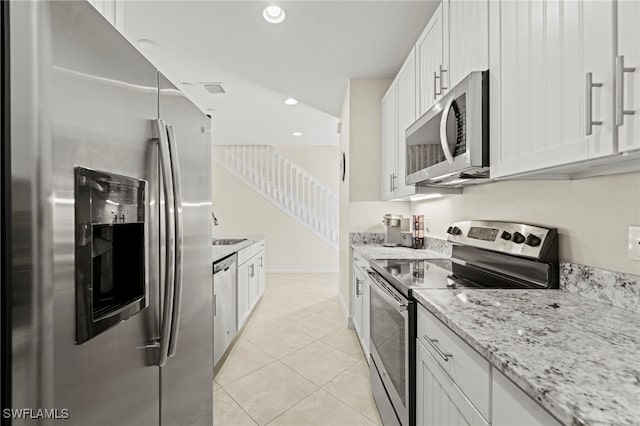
[628,226,640,261]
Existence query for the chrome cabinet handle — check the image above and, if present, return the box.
[155,119,176,367]
[166,125,183,358]
[423,334,453,362]
[439,65,448,93]
[615,55,636,126]
[586,72,603,135]
[355,277,362,296]
[439,96,456,165]
[389,174,394,193]
[392,173,398,191]
[433,71,441,99]
[213,294,217,317]
[258,257,263,268]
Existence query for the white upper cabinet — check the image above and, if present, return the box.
[490,0,616,179]
[395,48,418,198]
[448,0,489,89]
[617,0,640,153]
[381,82,398,200]
[417,3,446,117]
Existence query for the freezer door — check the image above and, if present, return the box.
[49,2,160,425]
[158,73,214,426]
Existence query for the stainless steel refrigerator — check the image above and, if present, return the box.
[1,2,214,425]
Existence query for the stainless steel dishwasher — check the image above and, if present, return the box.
[213,253,237,367]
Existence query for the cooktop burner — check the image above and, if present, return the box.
[370,258,478,297]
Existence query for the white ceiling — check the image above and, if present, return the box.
[122,1,437,146]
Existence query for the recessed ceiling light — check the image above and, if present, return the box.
[138,39,159,53]
[292,132,302,137]
[180,82,193,88]
[263,5,286,24]
[283,97,298,105]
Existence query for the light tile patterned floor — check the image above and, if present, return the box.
[214,273,382,426]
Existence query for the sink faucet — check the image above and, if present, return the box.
[211,211,219,226]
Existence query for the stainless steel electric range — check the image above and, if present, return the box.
[367,221,559,426]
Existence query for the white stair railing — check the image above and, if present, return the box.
[213,145,339,249]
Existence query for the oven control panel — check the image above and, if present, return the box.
[446,220,557,260]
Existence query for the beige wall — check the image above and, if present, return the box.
[339,79,411,318]
[212,148,338,273]
[349,79,393,202]
[411,172,640,275]
[274,145,339,193]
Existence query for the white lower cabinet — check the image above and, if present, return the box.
[237,241,266,329]
[416,340,488,426]
[416,304,562,426]
[492,370,562,426]
[237,261,250,327]
[351,254,370,362]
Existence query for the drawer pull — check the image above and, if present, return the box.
[423,334,453,362]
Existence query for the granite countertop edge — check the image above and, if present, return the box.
[212,234,265,264]
[351,243,449,260]
[412,289,640,426]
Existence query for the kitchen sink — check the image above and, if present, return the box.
[212,238,247,246]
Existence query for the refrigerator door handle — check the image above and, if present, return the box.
[166,124,184,358]
[155,119,176,367]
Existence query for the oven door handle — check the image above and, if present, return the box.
[367,271,408,313]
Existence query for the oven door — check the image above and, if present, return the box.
[368,270,410,426]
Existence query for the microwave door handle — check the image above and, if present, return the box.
[439,96,456,165]
[166,124,183,358]
[155,119,176,367]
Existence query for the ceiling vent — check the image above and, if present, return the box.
[201,82,226,94]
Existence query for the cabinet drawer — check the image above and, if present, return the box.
[353,253,368,270]
[417,305,490,420]
[238,240,265,265]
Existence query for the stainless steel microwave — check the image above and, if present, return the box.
[405,71,489,187]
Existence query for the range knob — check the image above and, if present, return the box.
[451,226,462,235]
[500,231,512,241]
[512,232,526,244]
[446,226,453,234]
[525,234,542,247]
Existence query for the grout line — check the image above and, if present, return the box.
[215,387,259,426]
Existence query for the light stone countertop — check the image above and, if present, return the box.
[212,234,265,264]
[412,288,640,426]
[351,244,449,260]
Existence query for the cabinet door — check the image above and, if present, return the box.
[617,0,640,153]
[417,3,444,117]
[490,0,615,178]
[381,82,398,200]
[257,252,266,296]
[361,277,370,364]
[237,262,250,327]
[492,370,562,426]
[448,0,489,89]
[248,259,259,310]
[396,48,418,198]
[351,269,363,336]
[416,341,488,426]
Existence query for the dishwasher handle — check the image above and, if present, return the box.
[214,253,238,274]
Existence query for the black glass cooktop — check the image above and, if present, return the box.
[369,258,478,297]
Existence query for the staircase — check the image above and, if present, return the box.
[213,145,339,249]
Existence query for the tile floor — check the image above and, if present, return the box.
[214,273,382,426]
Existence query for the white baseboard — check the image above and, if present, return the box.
[266,268,339,274]
[337,291,353,328]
